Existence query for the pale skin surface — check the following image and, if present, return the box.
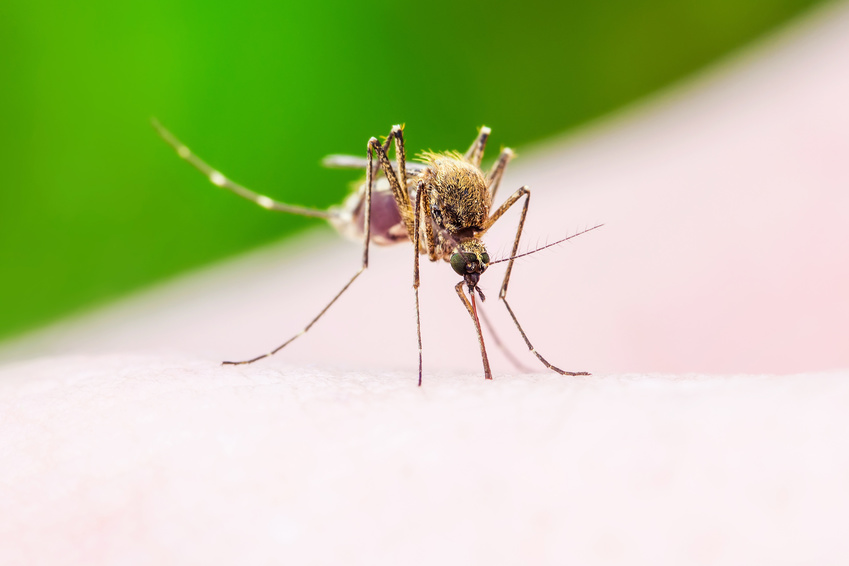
[2,4,849,564]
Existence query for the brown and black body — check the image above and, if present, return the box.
[330,150,492,259]
[154,121,594,385]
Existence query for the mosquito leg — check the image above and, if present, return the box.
[479,184,526,234]
[463,126,491,168]
[477,305,534,373]
[413,181,424,386]
[376,132,395,179]
[455,282,492,380]
[486,186,590,376]
[368,132,416,240]
[387,125,418,252]
[417,177,440,262]
[152,119,334,220]
[222,267,366,365]
[221,134,377,365]
[391,125,408,195]
[486,147,514,203]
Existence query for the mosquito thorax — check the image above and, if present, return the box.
[421,153,491,234]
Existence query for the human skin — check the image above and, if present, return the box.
[2,358,847,565]
[2,4,849,564]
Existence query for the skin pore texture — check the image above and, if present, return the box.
[2,3,849,564]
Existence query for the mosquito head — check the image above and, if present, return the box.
[450,240,490,288]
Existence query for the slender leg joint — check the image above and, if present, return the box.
[455,281,492,380]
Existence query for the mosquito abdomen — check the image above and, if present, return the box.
[330,178,410,246]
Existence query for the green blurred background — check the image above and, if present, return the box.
[0,0,824,341]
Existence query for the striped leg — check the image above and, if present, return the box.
[463,126,491,168]
[152,119,334,220]
[490,186,590,376]
[486,148,514,203]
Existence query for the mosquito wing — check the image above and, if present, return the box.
[322,154,427,175]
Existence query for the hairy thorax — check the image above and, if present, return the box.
[417,154,491,259]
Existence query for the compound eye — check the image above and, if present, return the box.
[480,252,490,265]
[450,253,466,276]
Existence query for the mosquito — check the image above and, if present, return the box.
[153,120,601,385]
